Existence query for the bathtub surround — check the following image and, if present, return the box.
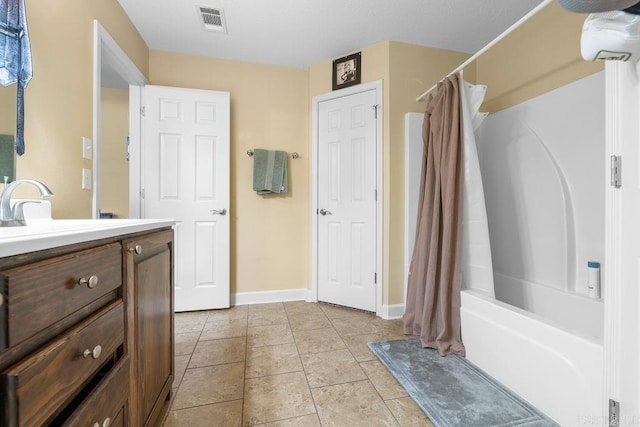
[475,72,605,300]
[459,67,605,425]
[404,74,465,356]
[369,338,557,427]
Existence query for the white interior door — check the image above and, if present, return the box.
[317,89,378,312]
[142,85,230,312]
[605,61,640,421]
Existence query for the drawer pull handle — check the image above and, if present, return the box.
[83,345,102,360]
[78,275,99,289]
[128,244,142,255]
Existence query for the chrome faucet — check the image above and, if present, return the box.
[0,179,54,227]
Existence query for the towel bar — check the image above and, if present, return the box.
[246,149,299,159]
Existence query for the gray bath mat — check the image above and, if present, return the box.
[368,338,557,427]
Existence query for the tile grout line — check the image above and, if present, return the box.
[285,302,321,425]
[241,308,248,427]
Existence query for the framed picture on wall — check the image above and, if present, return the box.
[332,52,361,91]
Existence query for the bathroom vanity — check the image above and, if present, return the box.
[0,219,175,427]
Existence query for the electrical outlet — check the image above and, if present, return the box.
[82,168,92,190]
[82,137,92,160]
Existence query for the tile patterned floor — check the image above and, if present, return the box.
[163,301,435,427]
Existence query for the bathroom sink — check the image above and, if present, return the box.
[0,219,144,237]
[0,218,175,257]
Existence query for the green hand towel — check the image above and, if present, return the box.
[0,135,16,182]
[252,149,288,194]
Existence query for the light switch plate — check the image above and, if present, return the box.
[82,137,92,160]
[82,168,92,190]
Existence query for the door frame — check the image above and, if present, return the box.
[310,80,383,317]
[92,20,147,219]
[603,61,640,418]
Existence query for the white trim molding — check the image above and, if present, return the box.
[310,80,384,317]
[603,60,640,420]
[604,60,622,419]
[381,304,405,320]
[92,20,147,219]
[231,288,310,306]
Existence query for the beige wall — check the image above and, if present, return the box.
[476,1,603,113]
[149,51,310,295]
[12,0,147,216]
[100,88,129,218]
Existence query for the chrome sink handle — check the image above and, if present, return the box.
[0,179,54,227]
[12,200,42,224]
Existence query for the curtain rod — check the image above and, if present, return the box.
[416,0,554,102]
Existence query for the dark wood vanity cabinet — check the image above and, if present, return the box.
[124,230,174,427]
[0,227,174,427]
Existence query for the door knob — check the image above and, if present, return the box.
[319,208,332,216]
[210,208,227,215]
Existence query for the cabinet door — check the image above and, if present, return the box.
[124,229,174,427]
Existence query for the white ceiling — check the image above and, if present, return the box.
[116,0,546,69]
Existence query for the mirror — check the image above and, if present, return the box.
[0,84,16,183]
[99,59,131,218]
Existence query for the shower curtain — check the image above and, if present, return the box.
[403,72,492,356]
[403,73,466,357]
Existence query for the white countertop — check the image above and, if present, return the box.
[0,219,175,258]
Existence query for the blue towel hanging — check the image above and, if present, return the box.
[0,0,33,156]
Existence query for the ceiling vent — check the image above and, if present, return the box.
[197,6,227,33]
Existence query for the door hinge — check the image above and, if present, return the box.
[372,104,380,119]
[611,155,621,188]
[140,188,145,199]
[609,399,620,427]
[374,189,377,201]
[140,106,146,117]
[374,272,377,284]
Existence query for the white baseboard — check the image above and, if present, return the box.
[232,288,309,306]
[231,290,404,320]
[381,304,405,320]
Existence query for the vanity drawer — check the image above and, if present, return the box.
[0,242,122,347]
[1,301,124,426]
[64,355,129,427]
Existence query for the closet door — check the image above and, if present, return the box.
[317,89,378,312]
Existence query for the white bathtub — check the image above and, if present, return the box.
[460,289,604,426]
[494,272,604,341]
